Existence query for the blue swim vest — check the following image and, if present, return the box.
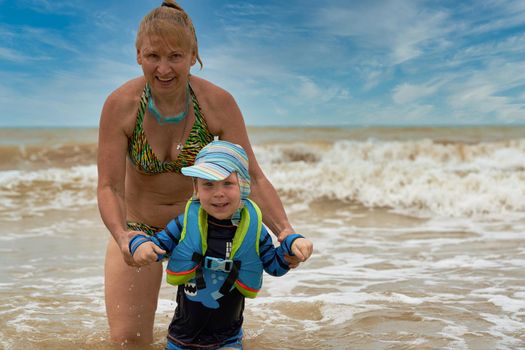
[166,199,263,298]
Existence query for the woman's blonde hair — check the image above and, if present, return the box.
[136,0,203,68]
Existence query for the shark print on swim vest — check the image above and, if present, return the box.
[183,268,230,309]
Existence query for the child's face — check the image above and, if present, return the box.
[195,172,241,220]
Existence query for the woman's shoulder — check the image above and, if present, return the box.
[104,77,145,111]
[190,76,240,135]
[190,76,234,106]
[100,77,146,129]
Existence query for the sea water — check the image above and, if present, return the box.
[0,126,524,349]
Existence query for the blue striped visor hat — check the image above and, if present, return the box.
[181,140,251,225]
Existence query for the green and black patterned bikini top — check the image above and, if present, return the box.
[128,84,214,174]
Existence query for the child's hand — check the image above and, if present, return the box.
[133,242,166,266]
[119,230,144,267]
[290,238,313,263]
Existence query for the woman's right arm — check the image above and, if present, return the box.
[97,89,135,265]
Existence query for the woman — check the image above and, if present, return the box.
[97,1,301,345]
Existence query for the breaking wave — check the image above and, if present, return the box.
[2,137,525,219]
[255,138,525,218]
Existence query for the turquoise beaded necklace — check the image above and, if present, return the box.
[146,84,190,125]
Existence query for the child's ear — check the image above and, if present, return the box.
[192,179,199,200]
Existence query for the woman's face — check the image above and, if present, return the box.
[137,34,196,94]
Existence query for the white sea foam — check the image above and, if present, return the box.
[440,324,469,350]
[254,139,525,219]
[0,165,97,217]
[481,313,525,348]
[0,165,96,187]
[1,139,524,219]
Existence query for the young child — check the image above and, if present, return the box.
[129,140,313,350]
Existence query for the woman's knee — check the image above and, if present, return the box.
[109,325,154,345]
[105,282,159,344]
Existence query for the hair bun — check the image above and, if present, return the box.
[161,1,178,10]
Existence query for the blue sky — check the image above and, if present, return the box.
[1,0,525,127]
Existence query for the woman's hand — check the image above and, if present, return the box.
[118,230,145,267]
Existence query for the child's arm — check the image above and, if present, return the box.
[128,214,185,265]
[130,239,165,266]
[150,214,185,254]
[259,227,313,277]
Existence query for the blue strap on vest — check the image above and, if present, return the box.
[205,256,234,272]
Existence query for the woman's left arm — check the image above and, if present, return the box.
[205,85,295,243]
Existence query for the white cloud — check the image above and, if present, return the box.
[449,86,522,123]
[447,60,525,123]
[450,33,525,67]
[22,26,80,53]
[359,62,396,91]
[297,77,323,100]
[314,1,451,64]
[296,76,350,103]
[390,11,449,64]
[18,0,83,15]
[92,10,125,31]
[223,3,271,17]
[0,58,141,126]
[392,82,439,104]
[460,0,525,36]
[0,24,81,57]
[0,46,49,62]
